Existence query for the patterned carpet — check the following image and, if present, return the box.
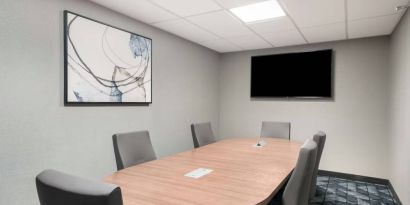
[309,175,398,205]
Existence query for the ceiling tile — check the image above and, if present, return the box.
[281,0,345,27]
[260,29,306,47]
[248,16,296,34]
[348,0,409,20]
[348,14,401,39]
[214,0,267,9]
[150,0,221,17]
[91,0,407,51]
[153,19,219,42]
[198,39,243,52]
[187,10,253,38]
[90,0,177,23]
[229,34,272,50]
[301,22,346,43]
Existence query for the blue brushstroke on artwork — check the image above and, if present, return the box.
[129,34,151,59]
[109,84,123,102]
[73,91,83,102]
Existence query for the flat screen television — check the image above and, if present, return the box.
[251,49,333,98]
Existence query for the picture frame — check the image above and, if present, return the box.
[64,10,152,106]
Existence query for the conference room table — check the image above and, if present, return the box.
[104,137,302,205]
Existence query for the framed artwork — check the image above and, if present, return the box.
[64,10,152,105]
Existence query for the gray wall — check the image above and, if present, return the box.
[218,37,390,178]
[388,10,410,205]
[0,0,220,204]
[1,0,407,204]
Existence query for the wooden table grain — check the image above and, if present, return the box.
[104,137,302,205]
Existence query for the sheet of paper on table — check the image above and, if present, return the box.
[184,168,213,179]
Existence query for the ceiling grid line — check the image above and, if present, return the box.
[147,0,264,51]
[147,0,249,51]
[276,0,309,44]
[209,9,258,50]
[210,0,276,47]
[90,0,409,53]
[350,13,406,22]
[212,0,275,47]
[183,12,245,51]
[147,0,239,51]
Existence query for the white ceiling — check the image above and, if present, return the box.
[90,0,409,53]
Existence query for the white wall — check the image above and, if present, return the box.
[218,37,390,179]
[388,10,410,205]
[0,0,220,204]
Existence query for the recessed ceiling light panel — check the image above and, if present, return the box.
[230,0,286,23]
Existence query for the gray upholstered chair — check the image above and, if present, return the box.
[260,121,291,139]
[36,169,123,205]
[191,122,216,148]
[112,130,156,170]
[282,139,318,205]
[309,131,327,198]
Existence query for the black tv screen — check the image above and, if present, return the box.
[251,49,332,98]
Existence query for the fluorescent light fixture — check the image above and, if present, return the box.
[230,0,286,23]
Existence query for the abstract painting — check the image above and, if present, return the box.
[64,11,152,105]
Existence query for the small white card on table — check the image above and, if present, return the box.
[184,168,213,179]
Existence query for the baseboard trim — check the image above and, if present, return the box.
[318,170,389,184]
[387,181,403,205]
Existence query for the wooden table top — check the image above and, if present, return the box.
[104,137,302,205]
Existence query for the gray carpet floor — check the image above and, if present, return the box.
[309,175,398,205]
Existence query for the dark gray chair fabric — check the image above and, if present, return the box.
[191,122,216,148]
[310,131,327,198]
[260,121,291,139]
[36,169,123,205]
[112,130,156,170]
[282,139,318,205]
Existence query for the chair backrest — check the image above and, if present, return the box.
[282,139,318,205]
[112,130,156,170]
[191,122,216,148]
[260,121,291,139]
[309,131,327,198]
[36,169,123,205]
